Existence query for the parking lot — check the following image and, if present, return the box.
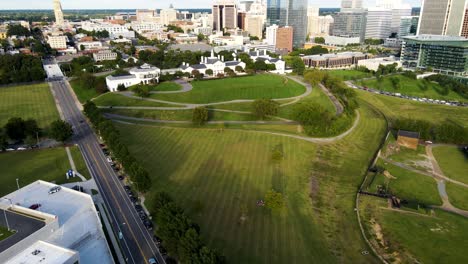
[0,209,45,253]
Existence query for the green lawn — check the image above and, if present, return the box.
[116,103,386,263]
[0,147,84,197]
[93,93,176,107]
[325,69,372,80]
[149,75,307,104]
[432,146,468,184]
[279,85,336,118]
[150,82,182,91]
[357,90,468,127]
[0,226,15,241]
[0,83,59,128]
[360,195,468,264]
[360,75,467,102]
[70,77,106,103]
[370,160,441,206]
[446,183,468,210]
[104,108,266,122]
[70,146,91,180]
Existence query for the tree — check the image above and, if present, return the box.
[235,66,243,72]
[4,117,26,141]
[249,35,259,41]
[50,120,73,142]
[205,69,213,76]
[117,83,127,91]
[304,69,326,85]
[132,85,150,98]
[80,44,85,51]
[265,189,284,210]
[289,57,305,75]
[252,99,279,120]
[197,33,205,41]
[314,37,325,44]
[390,76,400,90]
[253,60,267,72]
[192,107,209,125]
[7,24,30,37]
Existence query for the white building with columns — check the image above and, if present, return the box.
[105,63,160,92]
[180,50,246,76]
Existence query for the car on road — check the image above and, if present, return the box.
[48,186,61,194]
[118,175,124,180]
[143,220,153,230]
[29,204,41,210]
[149,258,158,264]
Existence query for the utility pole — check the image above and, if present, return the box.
[16,178,20,190]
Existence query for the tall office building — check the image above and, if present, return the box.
[53,0,64,26]
[376,0,401,9]
[266,0,308,47]
[332,10,367,42]
[418,0,468,36]
[399,16,419,37]
[276,26,294,52]
[341,0,363,9]
[245,15,264,39]
[266,24,279,45]
[213,0,238,31]
[365,8,392,39]
[160,5,177,26]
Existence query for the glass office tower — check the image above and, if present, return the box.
[266,0,308,48]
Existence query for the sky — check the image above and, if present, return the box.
[1,0,421,10]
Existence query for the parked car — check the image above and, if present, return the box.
[152,235,162,243]
[29,204,41,210]
[17,147,27,151]
[123,185,130,191]
[135,204,143,212]
[118,175,124,180]
[143,220,153,230]
[48,186,61,194]
[148,258,158,264]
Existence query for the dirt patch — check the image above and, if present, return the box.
[370,218,386,247]
[383,170,397,180]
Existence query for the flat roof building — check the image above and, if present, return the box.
[276,26,294,53]
[47,35,67,50]
[401,35,468,77]
[303,52,369,69]
[93,50,118,62]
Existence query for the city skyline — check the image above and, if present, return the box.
[0,0,421,10]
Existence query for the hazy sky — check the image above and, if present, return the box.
[1,0,421,10]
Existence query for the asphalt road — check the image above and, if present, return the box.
[0,210,45,253]
[50,80,164,264]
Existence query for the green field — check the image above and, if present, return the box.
[0,147,87,197]
[70,146,92,180]
[432,146,468,184]
[151,82,182,91]
[0,83,59,128]
[370,161,441,206]
[93,93,176,107]
[360,75,467,102]
[116,103,387,263]
[149,75,306,104]
[0,226,15,241]
[70,78,105,103]
[359,196,468,264]
[357,90,468,127]
[105,108,264,122]
[446,182,468,210]
[325,69,372,80]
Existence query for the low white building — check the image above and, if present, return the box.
[77,41,103,51]
[93,50,118,61]
[248,49,286,74]
[180,50,246,76]
[324,36,360,46]
[209,34,244,46]
[47,35,67,49]
[106,63,161,91]
[357,56,402,72]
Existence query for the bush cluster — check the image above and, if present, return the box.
[151,192,225,264]
[392,118,468,144]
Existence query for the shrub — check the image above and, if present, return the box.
[252,99,279,120]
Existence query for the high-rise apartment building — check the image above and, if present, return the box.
[53,0,64,26]
[341,0,363,9]
[266,24,279,45]
[332,10,367,42]
[213,0,238,31]
[418,0,468,36]
[160,5,177,26]
[365,8,392,39]
[399,16,419,37]
[266,0,308,47]
[245,15,264,39]
[276,26,293,52]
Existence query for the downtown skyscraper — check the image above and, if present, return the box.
[418,0,468,37]
[53,0,64,26]
[266,0,308,47]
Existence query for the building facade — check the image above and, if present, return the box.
[266,0,308,47]
[332,10,367,42]
[47,35,67,49]
[93,50,118,62]
[418,0,468,36]
[365,8,392,39]
[399,16,419,37]
[401,35,468,77]
[266,24,278,46]
[276,26,293,52]
[160,6,177,26]
[213,0,238,31]
[245,15,264,39]
[106,63,161,91]
[302,52,369,69]
[53,0,64,26]
[341,0,363,9]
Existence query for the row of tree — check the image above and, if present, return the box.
[392,118,468,144]
[151,192,225,263]
[0,117,73,149]
[0,54,46,84]
[425,74,468,99]
[83,101,152,192]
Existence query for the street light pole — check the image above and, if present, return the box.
[2,198,12,231]
[16,178,20,190]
